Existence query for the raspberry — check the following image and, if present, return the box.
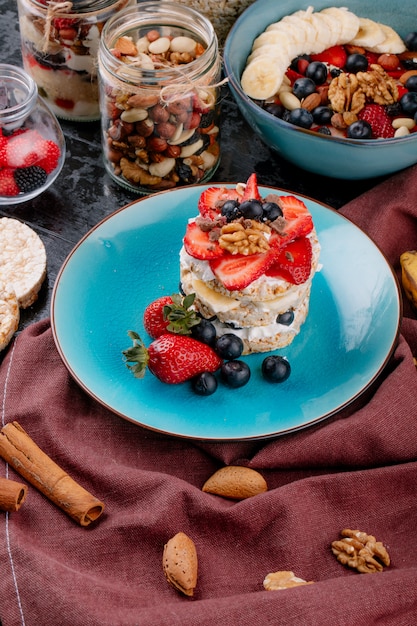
[14,165,47,193]
[358,104,395,139]
[0,168,20,197]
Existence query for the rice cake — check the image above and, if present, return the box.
[0,217,47,309]
[0,281,19,351]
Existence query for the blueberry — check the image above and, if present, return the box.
[221,199,241,221]
[276,310,294,325]
[264,102,285,118]
[288,108,314,129]
[312,105,332,125]
[405,31,417,51]
[405,75,417,92]
[305,61,327,85]
[347,120,372,139]
[215,333,243,360]
[344,53,368,73]
[330,67,342,78]
[316,126,332,135]
[292,77,316,100]
[239,199,264,220]
[191,318,217,346]
[262,201,282,222]
[191,371,218,396]
[220,360,251,388]
[262,356,291,383]
[400,92,417,115]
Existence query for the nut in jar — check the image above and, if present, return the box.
[98,1,222,194]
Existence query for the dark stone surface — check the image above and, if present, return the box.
[0,0,385,335]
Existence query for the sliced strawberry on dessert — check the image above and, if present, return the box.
[0,168,20,197]
[198,186,239,219]
[270,195,313,246]
[123,331,222,384]
[311,45,347,69]
[265,237,313,285]
[358,104,395,138]
[209,250,274,291]
[143,293,199,338]
[241,172,262,202]
[183,220,225,260]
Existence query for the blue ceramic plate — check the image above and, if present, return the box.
[51,185,401,440]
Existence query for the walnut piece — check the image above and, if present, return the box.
[263,571,314,591]
[328,73,365,114]
[331,528,390,574]
[356,64,398,105]
[219,220,271,256]
[119,158,162,186]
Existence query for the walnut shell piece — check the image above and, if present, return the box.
[202,466,268,500]
[331,528,390,574]
[263,571,314,591]
[162,532,198,597]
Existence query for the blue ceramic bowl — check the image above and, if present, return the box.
[224,0,417,179]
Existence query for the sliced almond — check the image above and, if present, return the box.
[202,466,267,500]
[162,532,198,597]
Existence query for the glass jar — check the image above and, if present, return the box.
[17,0,133,121]
[98,1,221,194]
[0,64,65,205]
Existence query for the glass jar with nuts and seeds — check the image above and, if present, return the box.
[17,0,134,122]
[98,1,221,194]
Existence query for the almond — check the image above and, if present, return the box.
[114,36,137,56]
[202,466,267,500]
[162,532,198,597]
[301,92,321,111]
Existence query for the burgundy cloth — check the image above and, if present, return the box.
[1,167,417,626]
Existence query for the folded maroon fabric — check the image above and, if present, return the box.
[1,166,417,626]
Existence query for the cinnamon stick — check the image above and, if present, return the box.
[0,421,104,526]
[0,476,27,512]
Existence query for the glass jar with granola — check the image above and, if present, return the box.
[17,0,133,121]
[98,1,221,194]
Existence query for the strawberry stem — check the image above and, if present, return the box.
[163,293,200,335]
[122,330,150,378]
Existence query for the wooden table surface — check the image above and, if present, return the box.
[0,0,385,338]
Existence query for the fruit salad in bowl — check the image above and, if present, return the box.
[223,0,417,179]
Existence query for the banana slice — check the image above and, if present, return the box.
[241,55,287,100]
[246,44,291,64]
[367,23,406,54]
[282,14,318,54]
[349,17,386,48]
[315,12,343,47]
[308,13,334,50]
[252,30,300,60]
[321,7,360,44]
[266,21,306,49]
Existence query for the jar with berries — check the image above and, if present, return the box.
[0,64,65,204]
[16,0,134,122]
[98,1,222,194]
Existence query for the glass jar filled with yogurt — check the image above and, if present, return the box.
[98,1,221,193]
[17,0,133,121]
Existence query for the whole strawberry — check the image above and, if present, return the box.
[143,293,200,338]
[123,331,223,384]
[358,104,395,138]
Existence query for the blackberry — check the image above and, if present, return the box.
[14,166,47,193]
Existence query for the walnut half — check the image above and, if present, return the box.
[331,528,390,574]
[219,220,271,255]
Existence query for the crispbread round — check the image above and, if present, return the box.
[0,218,47,309]
[0,280,19,351]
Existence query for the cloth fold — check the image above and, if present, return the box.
[1,165,417,626]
